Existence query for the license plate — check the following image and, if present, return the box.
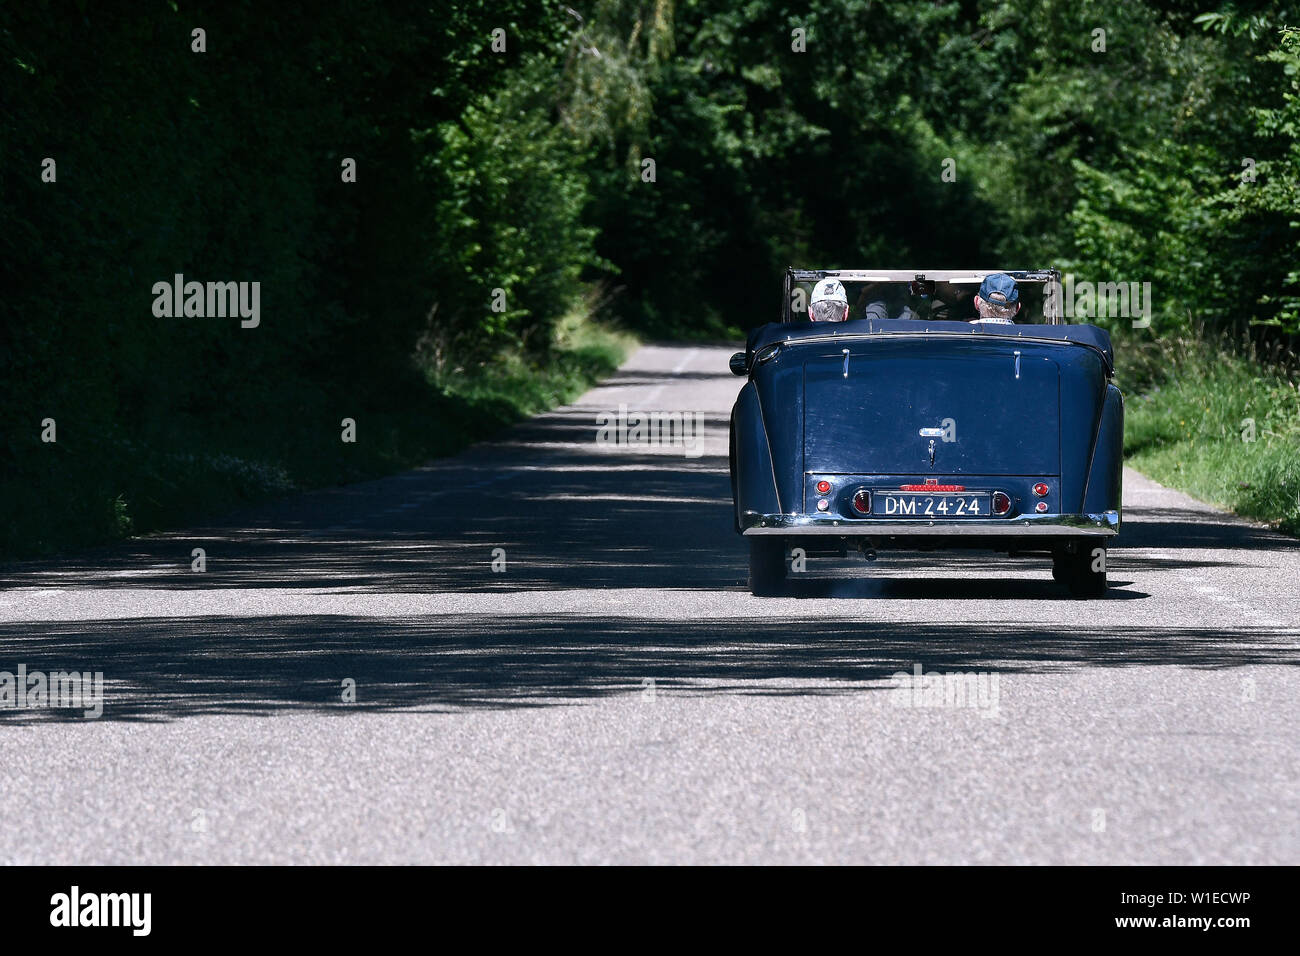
[872,493,990,517]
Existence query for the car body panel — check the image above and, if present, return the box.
[730,381,781,520]
[802,340,1062,476]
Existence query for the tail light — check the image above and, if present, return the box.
[1035,501,1048,513]
[992,491,1011,515]
[1032,482,1049,497]
[816,480,831,494]
[900,484,966,492]
[852,490,872,514]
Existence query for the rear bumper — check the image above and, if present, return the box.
[740,511,1120,536]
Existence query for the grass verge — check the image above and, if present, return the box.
[430,307,639,419]
[1116,332,1300,536]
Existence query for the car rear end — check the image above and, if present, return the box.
[734,322,1122,596]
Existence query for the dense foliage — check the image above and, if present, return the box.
[3,1,1299,554]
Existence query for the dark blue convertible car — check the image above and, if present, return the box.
[729,269,1123,597]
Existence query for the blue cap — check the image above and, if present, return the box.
[978,273,1019,306]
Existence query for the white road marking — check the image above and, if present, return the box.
[645,347,699,405]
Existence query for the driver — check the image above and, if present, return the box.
[970,273,1020,324]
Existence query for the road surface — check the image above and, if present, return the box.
[1,344,1297,864]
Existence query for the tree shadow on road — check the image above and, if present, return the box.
[1,386,1296,723]
[0,611,1295,723]
[1,438,1291,595]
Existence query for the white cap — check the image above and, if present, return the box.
[810,278,847,305]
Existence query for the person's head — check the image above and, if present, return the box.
[973,273,1020,322]
[810,278,849,322]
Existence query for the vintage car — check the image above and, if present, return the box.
[728,268,1123,597]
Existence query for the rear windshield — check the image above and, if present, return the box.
[796,278,1057,324]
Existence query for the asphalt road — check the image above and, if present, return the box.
[1,344,1297,864]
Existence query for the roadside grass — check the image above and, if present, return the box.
[431,306,638,419]
[1116,332,1300,536]
[2,307,636,559]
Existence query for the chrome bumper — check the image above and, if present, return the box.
[740,511,1120,536]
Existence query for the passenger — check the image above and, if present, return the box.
[809,278,850,322]
[863,299,919,321]
[862,298,892,321]
[859,284,917,321]
[970,273,1020,324]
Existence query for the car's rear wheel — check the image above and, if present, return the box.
[748,537,787,596]
[1053,543,1107,598]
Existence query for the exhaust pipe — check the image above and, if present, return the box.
[858,539,878,562]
